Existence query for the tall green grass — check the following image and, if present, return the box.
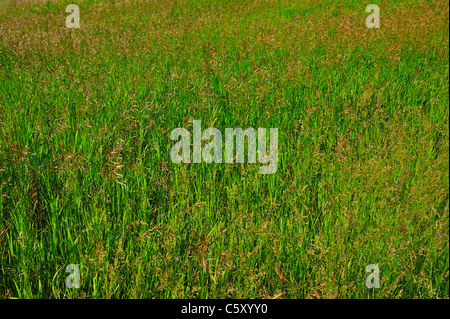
[0,0,448,298]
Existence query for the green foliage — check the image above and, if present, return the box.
[0,0,448,299]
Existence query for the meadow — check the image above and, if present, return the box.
[0,0,448,299]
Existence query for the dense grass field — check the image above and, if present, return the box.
[0,0,448,299]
